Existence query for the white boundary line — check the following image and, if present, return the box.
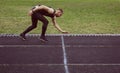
[0,45,61,48]
[61,36,70,73]
[0,45,119,48]
[1,34,120,37]
[0,64,120,66]
[67,64,120,66]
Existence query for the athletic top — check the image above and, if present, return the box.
[32,5,56,18]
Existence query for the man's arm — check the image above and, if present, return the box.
[52,17,68,33]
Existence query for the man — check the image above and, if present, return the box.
[20,5,68,42]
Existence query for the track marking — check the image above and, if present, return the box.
[1,34,120,37]
[0,45,119,48]
[0,45,62,48]
[0,64,64,66]
[67,64,120,66]
[0,64,120,66]
[65,45,120,48]
[61,36,70,73]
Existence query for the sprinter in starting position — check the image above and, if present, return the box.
[20,4,68,42]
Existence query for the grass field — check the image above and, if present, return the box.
[0,0,120,34]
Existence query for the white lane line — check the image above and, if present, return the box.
[0,64,120,66]
[0,64,64,66]
[67,64,120,66]
[0,45,61,48]
[61,36,70,73]
[0,45,119,48]
[0,44,119,48]
[65,45,120,48]
[1,34,120,37]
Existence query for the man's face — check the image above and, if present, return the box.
[56,10,63,17]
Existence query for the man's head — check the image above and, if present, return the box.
[55,8,63,17]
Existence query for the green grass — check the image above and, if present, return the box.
[0,0,120,34]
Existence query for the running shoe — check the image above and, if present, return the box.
[20,33,26,40]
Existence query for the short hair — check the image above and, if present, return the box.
[58,8,63,13]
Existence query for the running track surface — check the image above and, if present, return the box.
[0,34,120,73]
